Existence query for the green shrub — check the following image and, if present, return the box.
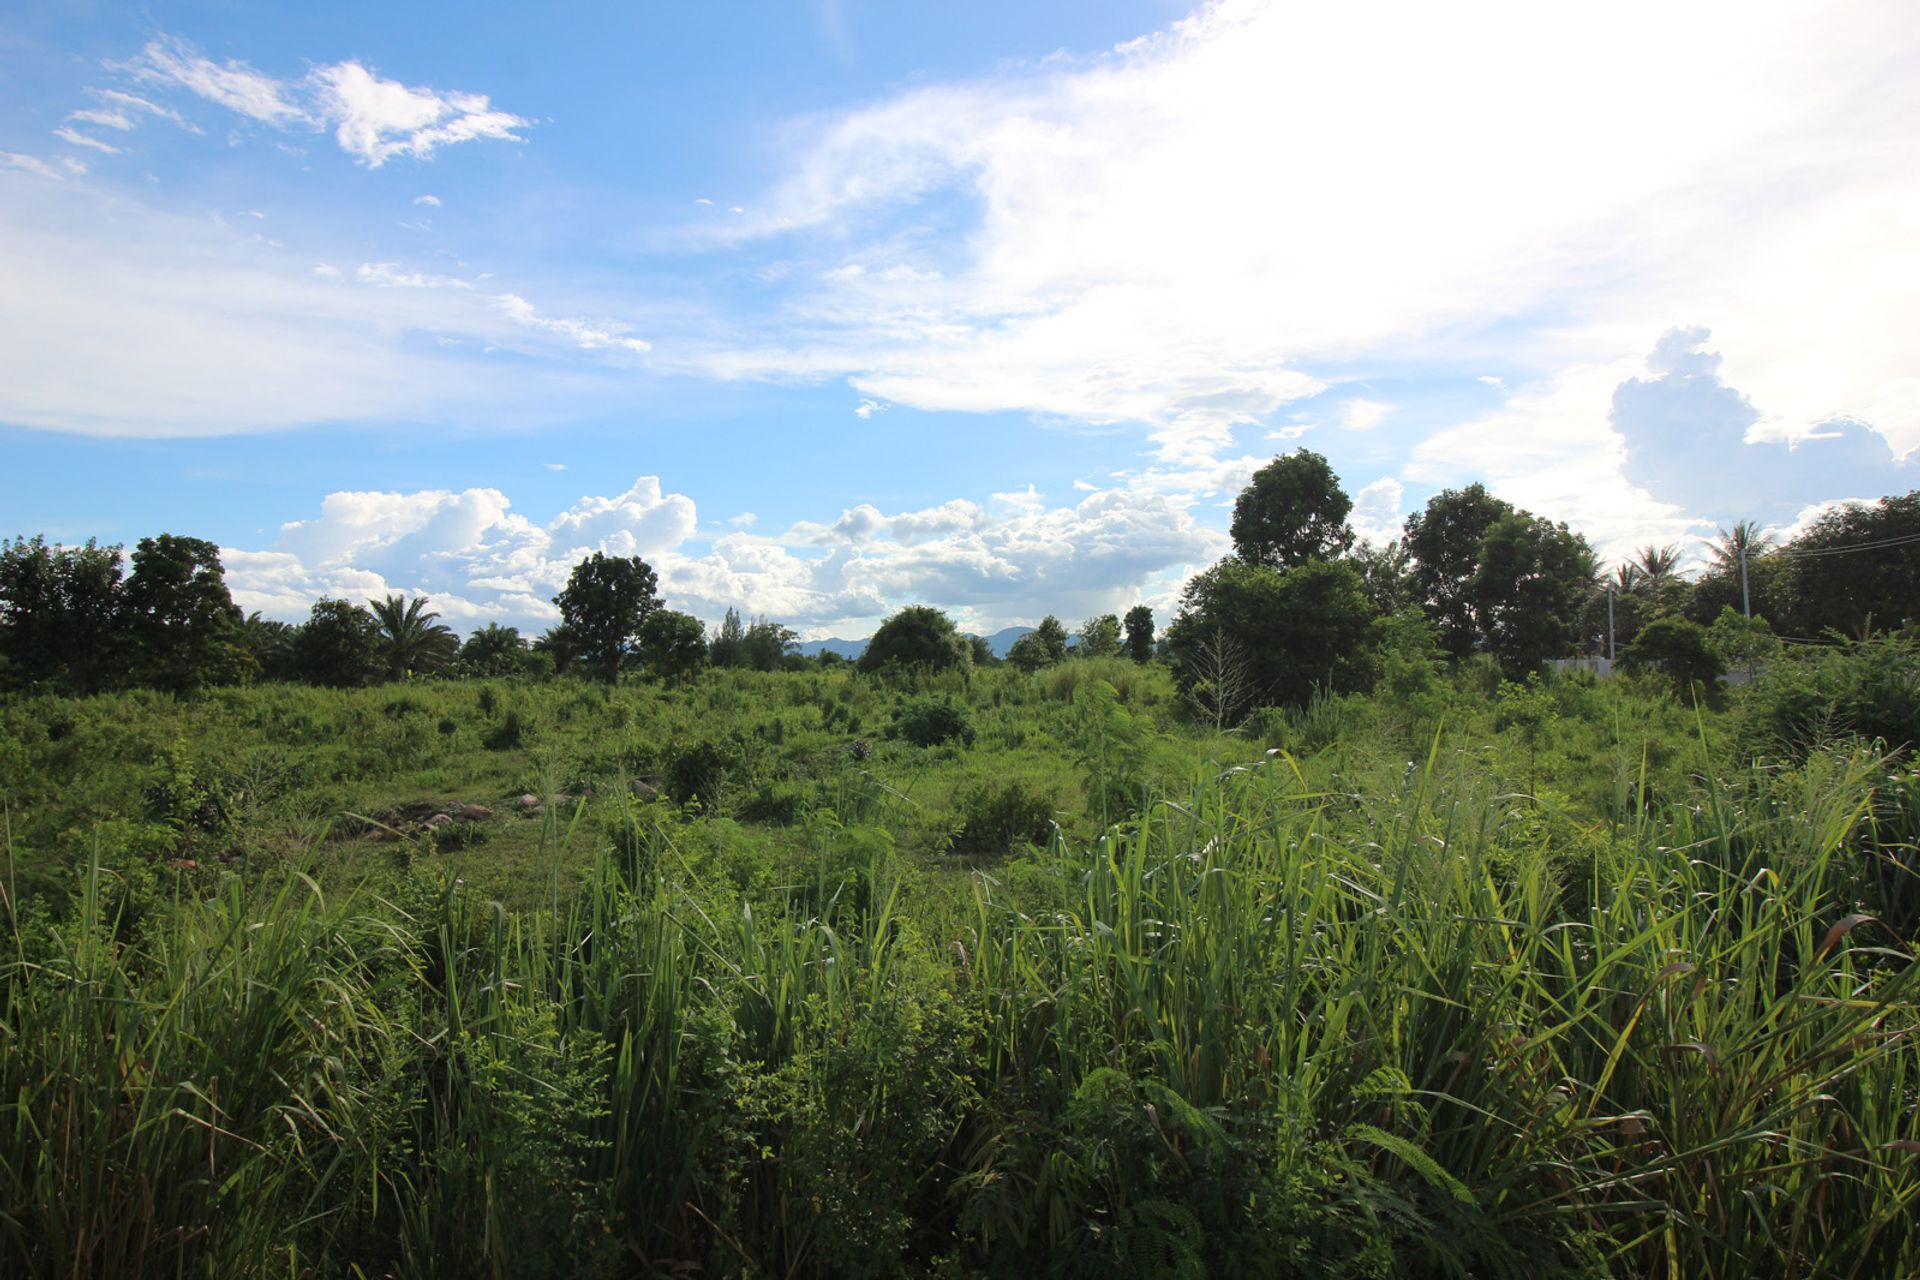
[482,708,534,751]
[667,740,731,807]
[887,698,975,749]
[949,777,1055,854]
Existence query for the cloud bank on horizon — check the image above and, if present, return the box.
[0,0,1913,636]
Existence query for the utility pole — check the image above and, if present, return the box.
[1739,540,1751,618]
[1607,585,1615,664]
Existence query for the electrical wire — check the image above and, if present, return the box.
[1764,529,1920,559]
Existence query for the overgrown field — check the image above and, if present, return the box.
[3,646,1919,1277]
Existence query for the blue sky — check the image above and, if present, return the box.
[2,0,1914,638]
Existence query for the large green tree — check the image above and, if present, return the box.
[709,607,747,668]
[0,536,125,694]
[1007,616,1069,672]
[1075,614,1123,659]
[858,605,970,673]
[1773,491,1920,638]
[740,617,797,671]
[552,553,661,679]
[1123,605,1154,663]
[640,609,708,684]
[1403,484,1513,660]
[1166,558,1378,714]
[1469,513,1597,676]
[1230,449,1355,570]
[369,595,457,681]
[122,534,250,693]
[293,599,383,688]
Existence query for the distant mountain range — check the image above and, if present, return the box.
[792,625,1035,660]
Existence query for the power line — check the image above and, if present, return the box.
[1766,529,1920,559]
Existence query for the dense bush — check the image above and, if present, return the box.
[948,776,1055,854]
[1739,634,1920,760]
[887,697,975,748]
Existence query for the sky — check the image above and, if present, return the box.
[1,0,1915,640]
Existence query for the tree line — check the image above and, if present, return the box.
[3,469,1915,708]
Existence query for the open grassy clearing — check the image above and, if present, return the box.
[3,651,1917,1278]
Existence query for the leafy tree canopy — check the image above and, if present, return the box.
[0,535,124,695]
[123,534,249,693]
[1230,449,1355,570]
[1166,557,1378,713]
[1008,616,1069,673]
[294,599,383,689]
[1469,512,1596,677]
[1123,605,1154,664]
[641,609,708,684]
[1621,615,1724,695]
[1404,483,1513,660]
[1774,490,1920,638]
[553,552,661,679]
[858,605,970,674]
[1075,614,1122,659]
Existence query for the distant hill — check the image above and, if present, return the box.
[979,626,1033,657]
[791,636,867,659]
[791,624,1036,661]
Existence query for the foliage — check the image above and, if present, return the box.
[1124,605,1154,664]
[740,617,797,671]
[1229,448,1355,570]
[1076,613,1123,659]
[859,605,971,674]
[1739,633,1920,759]
[709,606,748,668]
[552,551,660,679]
[640,608,708,684]
[122,534,251,693]
[0,535,124,695]
[459,622,532,677]
[1775,489,1920,637]
[1619,615,1723,694]
[293,597,383,688]
[887,697,976,748]
[368,594,457,681]
[948,776,1055,853]
[1166,558,1377,713]
[1705,606,1780,671]
[1007,616,1069,672]
[3,662,1920,1278]
[1403,482,1512,659]
[1468,511,1596,676]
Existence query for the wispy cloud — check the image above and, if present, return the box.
[491,293,650,354]
[120,34,528,167]
[124,35,309,125]
[52,128,120,154]
[1,153,66,180]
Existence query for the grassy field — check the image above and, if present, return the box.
[3,652,1917,1277]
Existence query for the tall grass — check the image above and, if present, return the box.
[4,738,1916,1276]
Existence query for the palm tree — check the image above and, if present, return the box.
[1706,519,1778,618]
[241,611,298,681]
[368,594,455,681]
[459,623,527,677]
[533,623,580,676]
[1707,520,1777,573]
[1633,544,1681,596]
[1612,563,1643,595]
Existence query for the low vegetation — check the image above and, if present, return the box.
[3,634,1918,1278]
